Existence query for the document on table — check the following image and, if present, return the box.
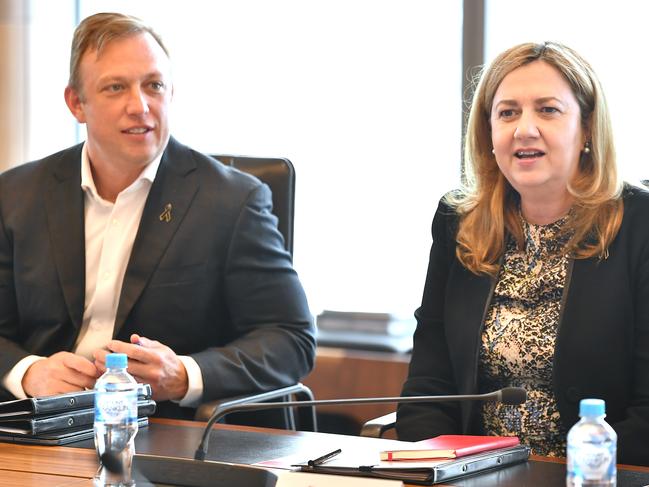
[258,444,530,485]
[275,471,403,486]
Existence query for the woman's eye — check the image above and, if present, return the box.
[540,106,559,114]
[499,109,516,119]
[150,81,165,91]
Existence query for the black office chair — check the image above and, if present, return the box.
[360,412,397,438]
[192,154,316,432]
[214,155,295,255]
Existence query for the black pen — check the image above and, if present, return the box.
[308,448,342,467]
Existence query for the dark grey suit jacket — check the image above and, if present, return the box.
[0,137,316,418]
[397,186,649,466]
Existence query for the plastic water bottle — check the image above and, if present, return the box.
[94,353,139,486]
[566,398,617,486]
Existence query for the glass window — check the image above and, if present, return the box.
[25,0,78,161]
[485,0,648,184]
[28,1,463,315]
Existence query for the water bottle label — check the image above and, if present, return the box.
[95,390,138,424]
[574,444,614,480]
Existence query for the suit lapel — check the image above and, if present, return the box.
[446,261,497,433]
[113,138,199,334]
[44,145,86,329]
[446,263,496,385]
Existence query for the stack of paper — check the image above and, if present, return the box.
[316,310,416,353]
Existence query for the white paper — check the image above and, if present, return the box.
[275,471,403,487]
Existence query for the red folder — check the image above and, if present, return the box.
[380,435,520,461]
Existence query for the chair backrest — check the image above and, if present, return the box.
[204,155,301,430]
[212,154,295,256]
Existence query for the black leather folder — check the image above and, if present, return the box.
[0,399,156,435]
[0,384,155,445]
[0,383,152,418]
[297,445,531,485]
[0,417,150,445]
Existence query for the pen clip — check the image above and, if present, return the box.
[306,448,342,467]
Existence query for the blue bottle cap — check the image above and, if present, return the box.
[579,398,605,417]
[105,353,127,369]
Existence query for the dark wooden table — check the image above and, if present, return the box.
[1,418,648,486]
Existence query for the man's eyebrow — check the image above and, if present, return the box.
[142,71,165,79]
[96,74,127,85]
[96,71,165,84]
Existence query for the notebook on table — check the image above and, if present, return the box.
[380,435,520,461]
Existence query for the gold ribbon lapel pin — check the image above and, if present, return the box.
[159,203,172,223]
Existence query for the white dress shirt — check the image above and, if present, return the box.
[2,144,203,406]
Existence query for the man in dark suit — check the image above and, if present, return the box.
[0,12,315,418]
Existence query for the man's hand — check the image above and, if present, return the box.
[22,352,99,397]
[94,334,189,402]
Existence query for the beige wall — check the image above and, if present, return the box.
[0,0,27,172]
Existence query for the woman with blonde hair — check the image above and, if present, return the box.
[396,41,649,466]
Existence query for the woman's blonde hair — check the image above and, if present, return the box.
[451,41,623,275]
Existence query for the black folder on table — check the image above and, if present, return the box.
[0,416,151,445]
[297,445,531,485]
[0,384,155,445]
[0,383,152,418]
[0,399,156,435]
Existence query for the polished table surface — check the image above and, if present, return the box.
[1,418,649,486]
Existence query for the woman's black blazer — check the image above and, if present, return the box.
[397,186,649,466]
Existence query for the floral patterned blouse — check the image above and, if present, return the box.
[478,214,572,457]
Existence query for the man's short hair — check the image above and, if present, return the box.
[68,12,169,95]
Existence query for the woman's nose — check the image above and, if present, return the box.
[514,112,539,139]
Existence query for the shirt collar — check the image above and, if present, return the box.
[80,142,163,200]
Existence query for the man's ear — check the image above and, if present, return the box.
[64,86,86,123]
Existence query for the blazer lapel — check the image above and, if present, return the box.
[446,263,496,389]
[446,261,497,433]
[44,145,86,330]
[113,139,199,334]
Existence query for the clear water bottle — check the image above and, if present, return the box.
[566,398,617,486]
[94,353,139,487]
